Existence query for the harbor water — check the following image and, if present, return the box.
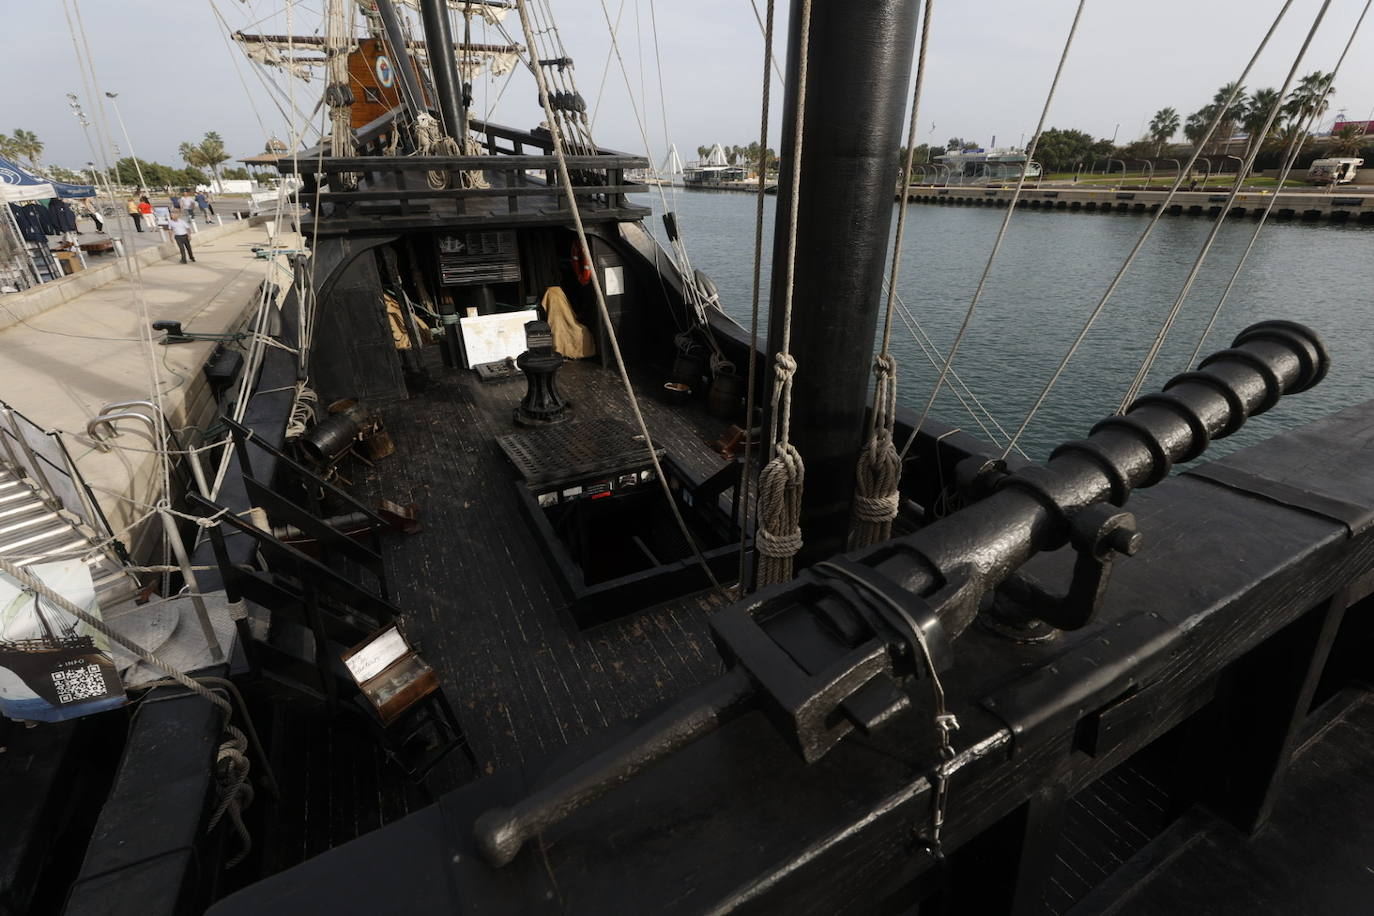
[640,188,1374,462]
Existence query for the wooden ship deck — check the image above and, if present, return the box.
[248,351,744,877]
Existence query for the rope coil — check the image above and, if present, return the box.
[753,0,813,588]
[850,353,902,546]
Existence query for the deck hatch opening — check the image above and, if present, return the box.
[498,419,743,626]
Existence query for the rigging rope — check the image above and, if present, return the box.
[754,0,813,588]
[737,0,776,591]
[891,288,1026,457]
[513,0,724,597]
[998,0,1299,459]
[1117,0,1333,411]
[849,0,934,550]
[899,0,1088,463]
[1187,0,1371,368]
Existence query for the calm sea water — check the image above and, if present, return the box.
[637,188,1374,462]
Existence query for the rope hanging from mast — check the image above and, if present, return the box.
[849,0,934,550]
[754,0,813,588]
[737,0,777,591]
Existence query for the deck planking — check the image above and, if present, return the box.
[353,353,735,776]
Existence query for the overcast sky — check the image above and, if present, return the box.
[6,0,1372,174]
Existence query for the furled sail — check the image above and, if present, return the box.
[232,32,519,82]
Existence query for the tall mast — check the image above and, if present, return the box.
[325,0,355,157]
[765,0,923,564]
[417,0,468,139]
[374,0,429,117]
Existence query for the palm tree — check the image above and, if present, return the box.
[1283,71,1335,129]
[1325,123,1365,157]
[179,140,206,172]
[0,132,17,161]
[1211,83,1247,152]
[1148,107,1180,155]
[10,128,43,171]
[696,145,709,162]
[198,131,230,187]
[1240,88,1282,156]
[1183,108,1213,146]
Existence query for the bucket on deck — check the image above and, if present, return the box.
[707,370,744,420]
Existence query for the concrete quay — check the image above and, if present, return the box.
[903,185,1374,224]
[0,220,296,560]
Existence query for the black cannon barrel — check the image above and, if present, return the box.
[472,320,1330,867]
[881,320,1329,637]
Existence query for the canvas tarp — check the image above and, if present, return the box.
[0,156,95,201]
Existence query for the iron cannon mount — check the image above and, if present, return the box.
[473,320,1330,867]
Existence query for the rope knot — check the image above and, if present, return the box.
[773,351,797,380]
[853,492,899,523]
[873,352,895,378]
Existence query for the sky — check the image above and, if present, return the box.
[5,0,1372,175]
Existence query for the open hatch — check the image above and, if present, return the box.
[498,418,743,626]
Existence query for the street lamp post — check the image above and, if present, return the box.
[1197,156,1213,187]
[1138,159,1155,189]
[104,91,147,193]
[66,94,116,203]
[1163,158,1182,184]
[1223,154,1244,184]
[1110,158,1126,189]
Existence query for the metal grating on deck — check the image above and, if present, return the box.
[497,417,664,488]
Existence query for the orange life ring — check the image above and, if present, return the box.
[571,240,592,285]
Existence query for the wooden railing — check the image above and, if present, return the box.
[279,116,650,231]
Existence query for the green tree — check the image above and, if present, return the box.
[1211,82,1247,151]
[1148,107,1180,155]
[1284,71,1335,129]
[1325,123,1365,157]
[1031,128,1100,172]
[0,132,19,161]
[1183,108,1213,146]
[179,131,230,186]
[222,167,251,181]
[9,128,44,170]
[1241,88,1282,156]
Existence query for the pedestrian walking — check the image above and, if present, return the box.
[168,210,196,263]
[180,192,196,223]
[127,197,143,232]
[83,199,105,233]
[201,190,216,218]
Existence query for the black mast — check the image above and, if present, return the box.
[373,0,429,119]
[417,0,468,139]
[765,0,923,563]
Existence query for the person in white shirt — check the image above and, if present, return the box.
[168,211,195,263]
[179,193,196,224]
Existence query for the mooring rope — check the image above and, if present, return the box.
[849,0,934,550]
[754,0,813,588]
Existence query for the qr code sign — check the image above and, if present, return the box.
[52,664,108,704]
